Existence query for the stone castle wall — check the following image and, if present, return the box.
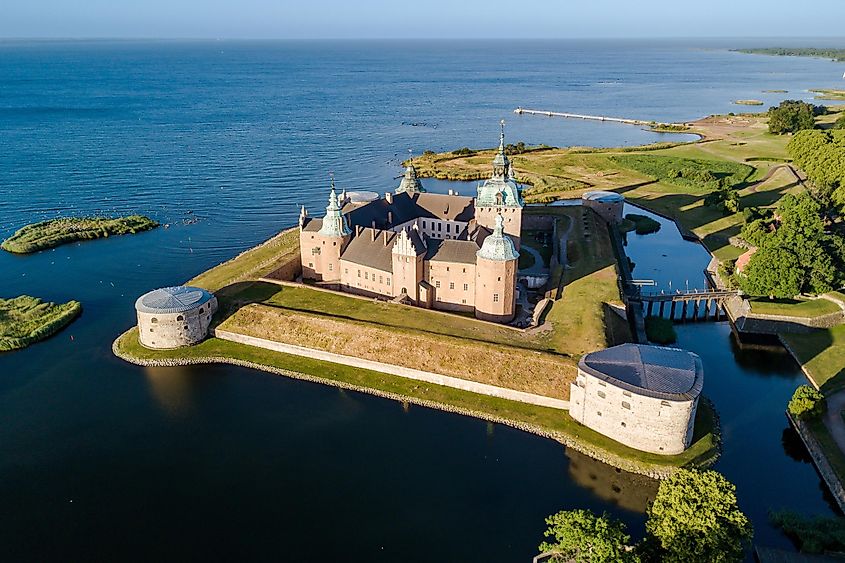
[583,199,623,225]
[569,368,697,455]
[138,296,218,349]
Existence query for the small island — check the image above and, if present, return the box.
[0,296,82,351]
[1,215,159,254]
[734,99,764,106]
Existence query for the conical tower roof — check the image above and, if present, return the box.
[395,164,425,194]
[318,178,352,237]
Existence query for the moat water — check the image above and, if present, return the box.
[1,39,844,561]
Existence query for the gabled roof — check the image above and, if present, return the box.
[343,192,474,230]
[425,238,481,264]
[340,228,425,272]
[578,343,704,401]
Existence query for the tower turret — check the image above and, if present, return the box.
[395,164,426,195]
[474,214,518,323]
[318,179,352,237]
[475,121,524,249]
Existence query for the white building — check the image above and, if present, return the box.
[135,286,218,349]
[569,343,704,455]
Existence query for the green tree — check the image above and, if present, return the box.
[739,245,803,298]
[788,130,845,205]
[788,385,826,419]
[538,509,639,563]
[646,469,752,563]
[768,100,818,134]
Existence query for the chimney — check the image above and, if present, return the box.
[383,230,389,246]
[388,211,393,224]
[385,192,393,204]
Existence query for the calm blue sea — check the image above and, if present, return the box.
[0,39,843,561]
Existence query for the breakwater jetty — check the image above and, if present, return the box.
[513,107,679,128]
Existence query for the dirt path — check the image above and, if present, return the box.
[745,164,804,193]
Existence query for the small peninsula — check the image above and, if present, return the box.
[1,215,159,254]
[0,296,82,352]
[734,48,845,62]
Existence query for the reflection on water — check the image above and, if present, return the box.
[565,448,658,513]
[143,364,209,417]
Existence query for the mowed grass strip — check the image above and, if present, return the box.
[749,297,842,318]
[1,215,159,254]
[0,295,82,351]
[114,328,719,471]
[783,326,845,393]
[219,303,576,400]
[189,228,300,292]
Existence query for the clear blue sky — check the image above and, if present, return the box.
[2,0,844,39]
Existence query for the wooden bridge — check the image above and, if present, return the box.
[513,107,679,128]
[636,289,738,322]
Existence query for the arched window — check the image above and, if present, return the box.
[176,315,184,321]
[150,318,158,324]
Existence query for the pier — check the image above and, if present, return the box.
[514,107,679,129]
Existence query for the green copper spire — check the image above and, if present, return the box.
[395,163,425,194]
[476,121,523,208]
[318,177,351,237]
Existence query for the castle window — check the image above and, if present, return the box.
[177,315,184,321]
[622,401,631,410]
[328,264,333,271]
[435,281,441,289]
[462,299,466,304]
[149,328,154,332]
[422,221,426,228]
[333,241,337,246]
[462,268,466,273]
[387,279,391,286]
[183,325,189,331]
[308,262,313,268]
[311,247,320,255]
[449,282,454,290]
[623,391,632,397]
[493,293,499,302]
[597,381,606,387]
[497,276,501,282]
[596,411,602,417]
[345,268,348,275]
[379,275,383,284]
[597,391,606,399]
[463,284,468,291]
[357,270,361,277]
[365,272,368,280]
[446,267,449,272]
[621,422,627,428]
[437,223,442,231]
[661,401,671,407]
[446,224,450,233]
[151,318,158,324]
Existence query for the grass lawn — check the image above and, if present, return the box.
[750,297,842,318]
[114,327,719,472]
[220,302,576,399]
[537,207,624,356]
[783,326,845,393]
[189,228,299,292]
[0,296,82,351]
[1,215,158,254]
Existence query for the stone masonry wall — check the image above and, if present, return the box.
[569,369,697,455]
[138,296,218,349]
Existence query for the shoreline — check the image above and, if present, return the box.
[113,329,720,479]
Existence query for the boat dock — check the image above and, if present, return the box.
[513,107,679,128]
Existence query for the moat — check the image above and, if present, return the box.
[2,39,844,561]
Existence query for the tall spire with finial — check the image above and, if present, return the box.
[395,148,425,194]
[477,213,519,261]
[491,119,510,179]
[318,174,351,237]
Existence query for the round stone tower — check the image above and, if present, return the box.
[474,214,519,323]
[135,286,217,349]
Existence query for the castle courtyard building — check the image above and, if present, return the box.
[569,343,704,455]
[299,126,523,323]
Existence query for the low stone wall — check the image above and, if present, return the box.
[215,329,570,410]
[787,411,845,513]
[522,214,555,230]
[264,253,302,282]
[113,331,716,479]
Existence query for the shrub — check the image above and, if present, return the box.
[788,385,825,419]
[768,100,818,135]
[451,147,474,156]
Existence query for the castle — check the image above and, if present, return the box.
[299,125,523,323]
